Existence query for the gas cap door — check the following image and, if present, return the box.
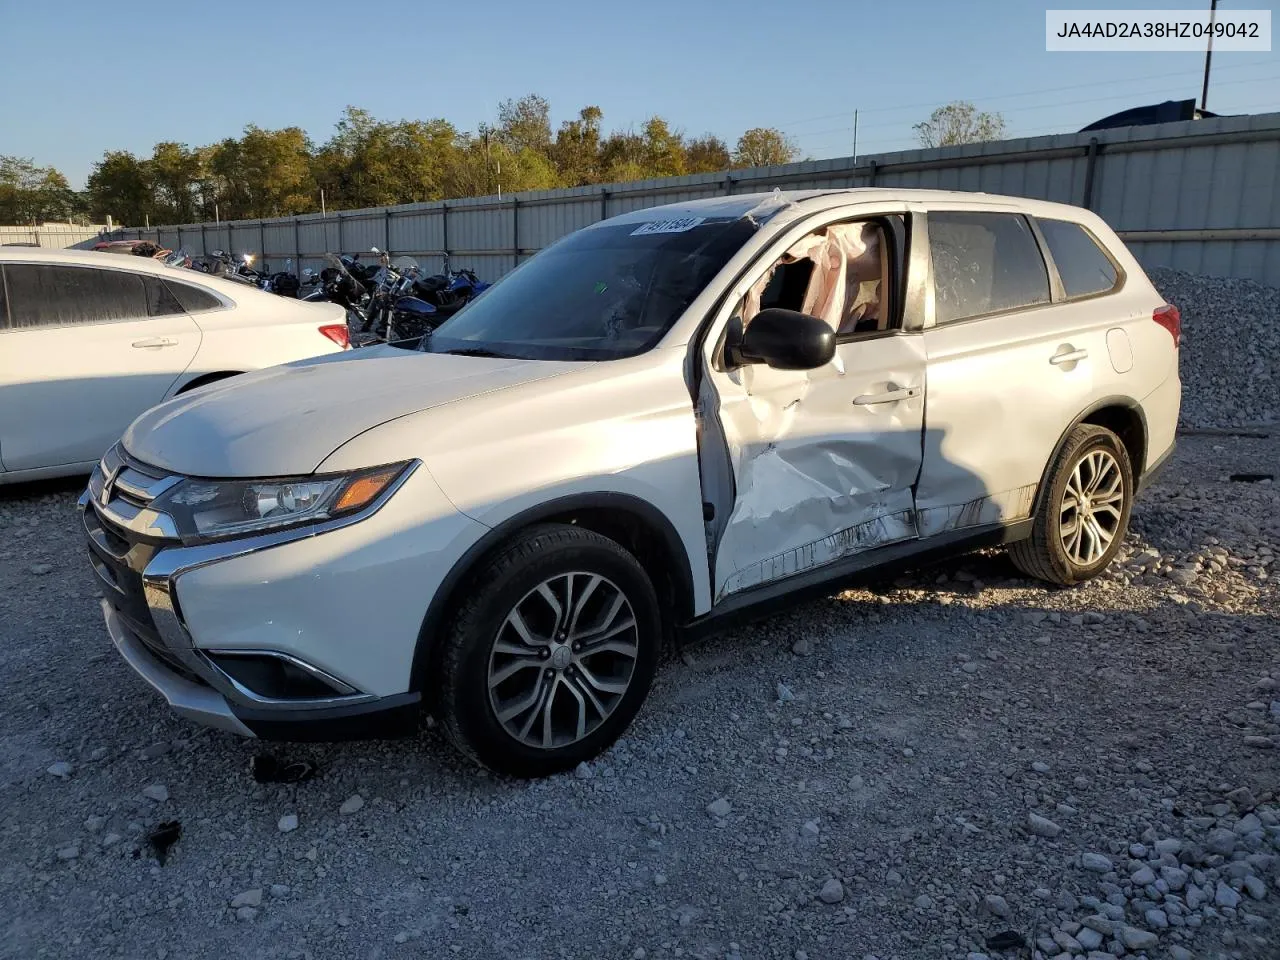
[1106,328,1133,374]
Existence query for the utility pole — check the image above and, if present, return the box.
[320,189,326,218]
[852,109,859,166]
[1200,0,1219,112]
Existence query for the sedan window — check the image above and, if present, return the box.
[3,264,148,329]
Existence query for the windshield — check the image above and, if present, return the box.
[420,216,757,361]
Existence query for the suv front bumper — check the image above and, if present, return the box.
[78,443,466,741]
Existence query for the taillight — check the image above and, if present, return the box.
[1153,304,1181,347]
[319,324,350,349]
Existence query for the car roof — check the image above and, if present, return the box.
[600,187,1100,226]
[0,246,260,300]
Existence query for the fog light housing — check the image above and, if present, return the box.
[206,651,359,701]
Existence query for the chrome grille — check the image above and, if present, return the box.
[87,444,181,542]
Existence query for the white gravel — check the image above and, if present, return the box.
[1,285,1278,957]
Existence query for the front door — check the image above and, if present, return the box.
[699,212,927,602]
[0,262,201,471]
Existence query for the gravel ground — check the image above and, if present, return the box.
[1,432,1277,960]
[1149,268,1280,430]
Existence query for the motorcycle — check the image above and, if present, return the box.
[409,266,491,317]
[357,250,439,347]
[260,258,302,298]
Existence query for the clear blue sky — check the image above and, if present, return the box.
[3,0,1276,188]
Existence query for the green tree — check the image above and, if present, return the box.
[85,150,152,226]
[641,117,686,178]
[600,129,646,181]
[734,128,799,168]
[551,106,603,186]
[913,101,1006,148]
[149,141,204,223]
[444,131,559,199]
[237,125,318,217]
[496,94,553,156]
[0,156,81,223]
[684,134,731,173]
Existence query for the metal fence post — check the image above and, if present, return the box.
[867,160,878,187]
[1082,138,1100,210]
[384,209,392,255]
[724,175,734,195]
[512,197,520,268]
[200,222,206,255]
[293,218,301,268]
[441,203,449,270]
[337,214,344,255]
[600,188,608,221]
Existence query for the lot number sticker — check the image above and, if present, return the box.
[630,216,706,236]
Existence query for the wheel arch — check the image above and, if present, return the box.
[410,492,697,703]
[175,371,243,395]
[1031,397,1148,517]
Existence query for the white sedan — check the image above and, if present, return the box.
[0,248,350,483]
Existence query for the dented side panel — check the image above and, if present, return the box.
[708,334,927,601]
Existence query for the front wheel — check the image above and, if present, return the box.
[1009,424,1134,586]
[435,524,661,778]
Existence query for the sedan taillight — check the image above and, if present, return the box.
[319,324,350,349]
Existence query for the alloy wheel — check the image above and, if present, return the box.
[1059,448,1125,566]
[486,572,639,750]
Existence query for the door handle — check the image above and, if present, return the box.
[1050,347,1088,365]
[853,385,921,405]
[132,337,178,349]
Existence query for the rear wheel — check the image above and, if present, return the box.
[1009,424,1134,586]
[436,524,660,778]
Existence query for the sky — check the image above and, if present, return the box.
[1,0,1276,189]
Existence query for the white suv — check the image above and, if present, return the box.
[81,189,1181,777]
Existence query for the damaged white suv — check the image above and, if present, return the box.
[82,189,1181,777]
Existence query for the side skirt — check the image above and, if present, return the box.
[680,519,1032,643]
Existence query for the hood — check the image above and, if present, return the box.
[122,347,577,477]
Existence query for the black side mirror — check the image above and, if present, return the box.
[729,308,836,371]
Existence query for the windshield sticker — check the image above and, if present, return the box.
[594,281,608,294]
[630,216,706,236]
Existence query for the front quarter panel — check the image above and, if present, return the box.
[321,348,712,615]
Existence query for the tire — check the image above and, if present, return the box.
[436,523,661,778]
[1009,424,1134,586]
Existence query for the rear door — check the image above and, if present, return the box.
[912,209,1104,537]
[699,208,928,602]
[0,262,201,471]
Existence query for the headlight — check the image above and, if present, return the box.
[151,462,413,544]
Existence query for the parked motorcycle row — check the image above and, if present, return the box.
[180,247,492,348]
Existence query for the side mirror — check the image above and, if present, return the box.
[729,308,836,370]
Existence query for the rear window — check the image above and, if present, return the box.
[142,274,185,316]
[1037,218,1119,298]
[2,264,148,329]
[929,213,1050,324]
[165,278,221,313]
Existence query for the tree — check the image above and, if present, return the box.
[496,94,553,156]
[86,150,151,226]
[734,128,799,168]
[0,156,81,223]
[685,135,731,173]
[913,101,1006,148]
[149,142,205,223]
[552,106,603,186]
[641,117,686,179]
